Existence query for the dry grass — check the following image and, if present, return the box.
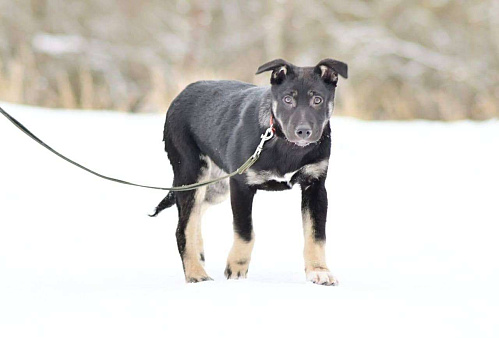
[0,50,497,120]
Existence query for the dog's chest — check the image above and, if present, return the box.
[245,159,329,190]
[246,169,298,190]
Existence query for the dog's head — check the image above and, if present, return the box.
[256,58,348,147]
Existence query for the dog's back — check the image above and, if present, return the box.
[164,80,268,172]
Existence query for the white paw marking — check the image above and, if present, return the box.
[306,270,338,286]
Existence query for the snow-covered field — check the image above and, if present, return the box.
[1,102,498,337]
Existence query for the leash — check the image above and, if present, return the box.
[0,105,274,191]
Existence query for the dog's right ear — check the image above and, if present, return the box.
[255,59,294,85]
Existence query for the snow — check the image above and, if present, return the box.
[1,101,498,337]
[32,33,85,55]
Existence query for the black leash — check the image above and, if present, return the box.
[0,105,274,191]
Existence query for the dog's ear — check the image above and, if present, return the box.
[255,59,294,85]
[314,59,348,85]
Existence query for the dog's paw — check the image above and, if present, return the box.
[224,262,249,280]
[186,274,214,283]
[306,269,338,286]
[184,261,213,283]
[184,265,213,283]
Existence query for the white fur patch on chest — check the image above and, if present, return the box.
[245,159,329,186]
[245,169,298,187]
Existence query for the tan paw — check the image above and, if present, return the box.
[184,264,213,283]
[185,274,213,283]
[306,270,338,286]
[224,260,249,280]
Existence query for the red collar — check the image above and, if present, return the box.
[270,115,276,133]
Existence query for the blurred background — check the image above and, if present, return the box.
[0,0,497,120]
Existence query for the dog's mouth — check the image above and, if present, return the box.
[293,140,311,147]
[283,135,316,147]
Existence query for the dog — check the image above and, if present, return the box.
[151,58,348,285]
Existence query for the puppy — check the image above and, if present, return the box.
[152,59,348,285]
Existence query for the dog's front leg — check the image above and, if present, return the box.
[225,178,256,279]
[301,178,338,286]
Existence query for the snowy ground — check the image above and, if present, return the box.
[1,101,498,337]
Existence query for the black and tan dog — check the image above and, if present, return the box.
[151,58,348,285]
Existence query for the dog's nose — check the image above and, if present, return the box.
[295,125,312,139]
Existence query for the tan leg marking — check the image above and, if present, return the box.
[197,203,208,266]
[303,209,338,286]
[183,186,212,283]
[225,232,255,279]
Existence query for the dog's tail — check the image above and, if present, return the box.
[149,191,176,217]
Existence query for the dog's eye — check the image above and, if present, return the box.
[313,96,323,105]
[283,96,293,105]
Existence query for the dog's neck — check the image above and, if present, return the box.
[258,90,274,129]
[258,91,286,137]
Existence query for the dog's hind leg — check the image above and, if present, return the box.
[175,186,212,283]
[167,139,212,282]
[225,178,256,279]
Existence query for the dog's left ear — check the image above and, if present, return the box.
[314,59,348,85]
[255,59,295,85]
